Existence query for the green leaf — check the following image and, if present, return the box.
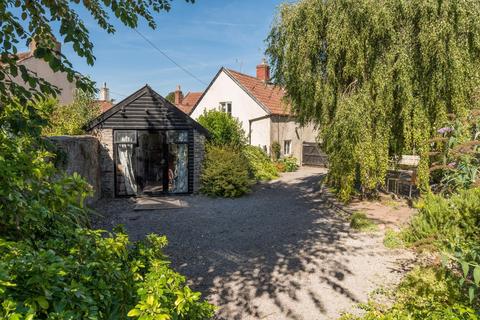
[146,295,154,306]
[474,266,480,286]
[127,309,141,317]
[461,261,469,278]
[468,286,475,303]
[37,296,49,309]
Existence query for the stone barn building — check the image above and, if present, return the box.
[87,85,208,198]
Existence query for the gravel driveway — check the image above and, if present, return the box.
[94,167,413,320]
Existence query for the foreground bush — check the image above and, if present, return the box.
[340,267,479,319]
[201,146,251,197]
[242,145,278,181]
[403,189,480,304]
[0,102,214,319]
[403,189,480,247]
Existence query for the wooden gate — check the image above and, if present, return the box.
[302,142,328,166]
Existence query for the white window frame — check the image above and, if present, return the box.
[219,101,232,115]
[284,140,292,156]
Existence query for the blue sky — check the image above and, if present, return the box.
[61,0,285,102]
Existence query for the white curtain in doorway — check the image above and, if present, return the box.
[117,135,137,195]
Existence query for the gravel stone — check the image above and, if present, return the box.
[93,167,414,320]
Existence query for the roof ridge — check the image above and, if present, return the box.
[226,68,259,81]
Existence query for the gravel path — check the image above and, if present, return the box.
[93,167,414,320]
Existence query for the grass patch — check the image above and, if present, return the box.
[349,211,378,232]
[383,229,404,249]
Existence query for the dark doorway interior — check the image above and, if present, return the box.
[137,131,167,195]
[114,130,189,197]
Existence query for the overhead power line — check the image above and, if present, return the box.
[133,29,208,86]
[110,90,127,98]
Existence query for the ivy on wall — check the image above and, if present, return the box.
[266,0,480,200]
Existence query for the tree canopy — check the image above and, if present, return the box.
[266,0,480,200]
[0,0,193,106]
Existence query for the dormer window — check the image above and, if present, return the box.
[219,102,232,115]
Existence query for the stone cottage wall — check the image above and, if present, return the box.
[193,129,206,193]
[49,135,101,204]
[92,128,115,198]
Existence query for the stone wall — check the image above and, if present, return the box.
[193,129,206,193]
[49,135,101,204]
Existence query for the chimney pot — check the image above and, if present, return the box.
[175,85,184,105]
[256,59,270,83]
[100,82,110,101]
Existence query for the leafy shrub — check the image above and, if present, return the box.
[242,145,278,181]
[42,90,101,136]
[349,212,377,232]
[197,110,247,148]
[429,110,480,195]
[403,189,480,246]
[276,156,299,172]
[282,156,299,172]
[0,101,214,319]
[271,141,281,161]
[201,146,251,197]
[340,267,479,319]
[0,231,215,320]
[402,189,480,303]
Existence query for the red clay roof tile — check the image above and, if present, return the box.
[226,69,291,116]
[176,91,203,114]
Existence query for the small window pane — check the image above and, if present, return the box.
[114,130,137,144]
[284,140,292,155]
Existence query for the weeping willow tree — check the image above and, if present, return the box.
[266,0,480,200]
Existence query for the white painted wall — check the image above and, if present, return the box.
[191,70,270,149]
[250,117,271,151]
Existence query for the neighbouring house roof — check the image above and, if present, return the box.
[176,92,203,114]
[95,100,114,113]
[86,85,209,136]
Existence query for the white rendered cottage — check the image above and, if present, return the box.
[190,61,323,165]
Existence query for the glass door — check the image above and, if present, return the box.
[114,130,189,196]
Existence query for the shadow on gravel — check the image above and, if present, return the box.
[94,170,366,319]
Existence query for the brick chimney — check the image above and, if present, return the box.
[175,85,184,105]
[256,58,270,83]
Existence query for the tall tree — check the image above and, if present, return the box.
[266,0,480,200]
[0,0,194,105]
